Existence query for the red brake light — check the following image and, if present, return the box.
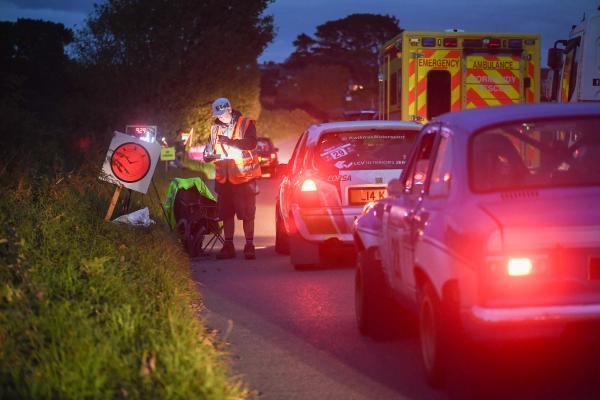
[443,38,457,47]
[507,258,533,276]
[301,179,317,192]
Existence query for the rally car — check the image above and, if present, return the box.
[353,103,600,387]
[275,120,421,269]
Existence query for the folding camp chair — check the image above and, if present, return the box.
[165,178,224,257]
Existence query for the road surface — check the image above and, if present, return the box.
[192,178,600,400]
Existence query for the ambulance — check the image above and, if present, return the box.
[379,31,541,122]
[547,8,600,103]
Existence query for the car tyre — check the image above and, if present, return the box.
[290,232,319,270]
[355,247,393,339]
[275,202,290,254]
[419,281,446,388]
[293,263,314,271]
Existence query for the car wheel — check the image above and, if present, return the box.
[419,282,446,388]
[275,202,290,254]
[293,263,314,271]
[355,247,392,338]
[290,232,319,270]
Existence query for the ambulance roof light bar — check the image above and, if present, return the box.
[508,39,523,49]
[463,38,483,48]
[483,38,502,48]
[443,38,458,47]
[422,37,436,47]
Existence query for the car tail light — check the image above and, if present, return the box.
[443,38,458,47]
[298,178,320,208]
[507,258,533,276]
[301,179,317,192]
[270,152,276,160]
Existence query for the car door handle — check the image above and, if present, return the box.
[409,211,430,236]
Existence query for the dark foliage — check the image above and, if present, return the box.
[0,19,79,175]
[263,13,402,120]
[75,0,274,145]
[0,1,274,178]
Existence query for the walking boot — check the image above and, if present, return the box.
[243,243,256,260]
[216,241,235,259]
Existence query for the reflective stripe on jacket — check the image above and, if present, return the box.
[212,116,261,184]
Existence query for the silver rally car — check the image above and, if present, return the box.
[352,103,600,387]
[275,120,421,269]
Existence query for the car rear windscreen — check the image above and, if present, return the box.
[471,117,600,192]
[314,130,417,171]
[256,138,273,152]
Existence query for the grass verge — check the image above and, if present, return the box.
[0,164,247,399]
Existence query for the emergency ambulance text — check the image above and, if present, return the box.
[471,60,515,70]
[417,58,460,69]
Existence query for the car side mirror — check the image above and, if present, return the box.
[276,163,288,178]
[387,178,403,197]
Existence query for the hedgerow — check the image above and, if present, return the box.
[0,165,246,399]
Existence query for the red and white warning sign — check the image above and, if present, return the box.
[100,131,161,194]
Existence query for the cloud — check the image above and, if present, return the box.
[0,0,90,28]
[3,0,96,12]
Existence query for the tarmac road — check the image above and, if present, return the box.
[192,177,600,400]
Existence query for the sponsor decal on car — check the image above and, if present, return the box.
[327,174,352,182]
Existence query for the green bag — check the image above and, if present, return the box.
[163,177,216,229]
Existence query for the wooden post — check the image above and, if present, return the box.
[104,185,123,222]
[152,178,170,230]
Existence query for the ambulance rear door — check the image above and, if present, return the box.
[464,54,523,109]
[410,48,461,122]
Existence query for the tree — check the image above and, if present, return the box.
[0,19,76,165]
[276,64,351,120]
[0,19,74,126]
[287,13,402,86]
[76,0,274,143]
[277,13,402,117]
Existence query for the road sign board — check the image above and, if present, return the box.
[160,147,176,161]
[100,131,161,194]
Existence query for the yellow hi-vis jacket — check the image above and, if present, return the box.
[211,116,261,184]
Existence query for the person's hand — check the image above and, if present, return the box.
[203,153,220,162]
[217,135,232,145]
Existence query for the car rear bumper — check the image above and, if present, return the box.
[291,205,362,244]
[470,303,600,323]
[463,303,600,340]
[259,160,277,173]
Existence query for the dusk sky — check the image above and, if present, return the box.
[0,0,598,65]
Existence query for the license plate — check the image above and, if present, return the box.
[348,187,387,205]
